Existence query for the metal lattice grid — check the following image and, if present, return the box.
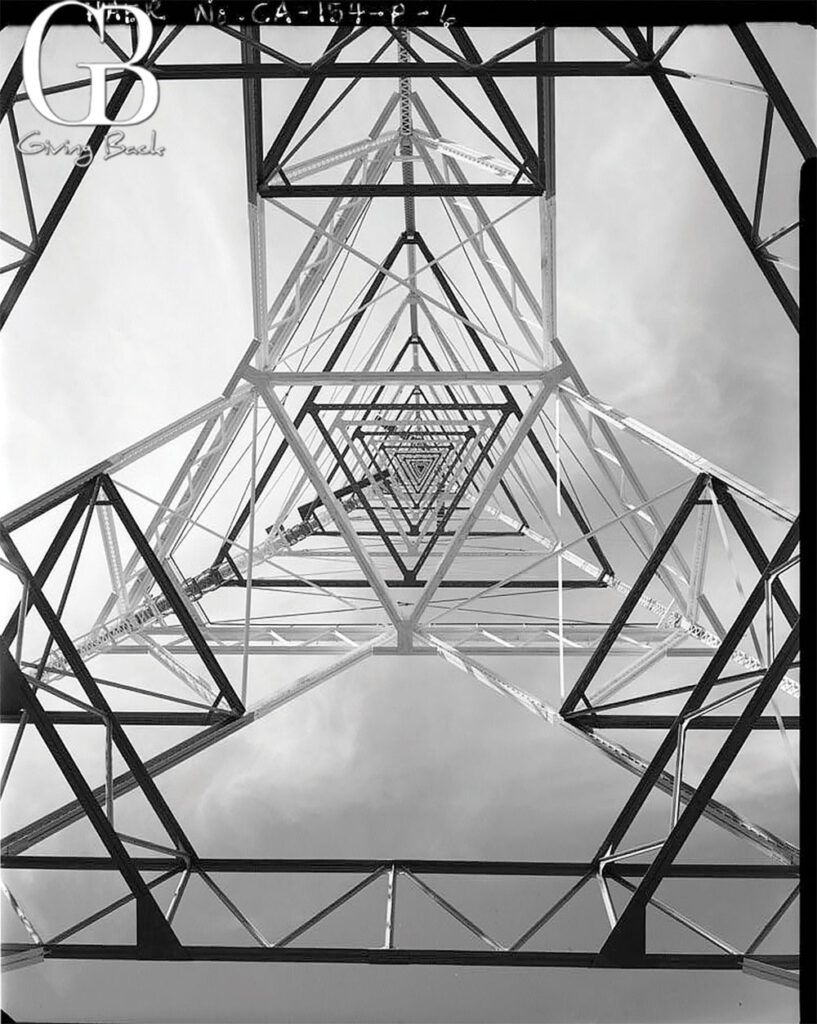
[0,10,809,1017]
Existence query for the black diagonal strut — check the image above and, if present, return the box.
[560,473,709,715]
[1,483,95,650]
[449,27,543,189]
[0,645,185,954]
[730,24,816,161]
[596,619,800,966]
[623,27,798,331]
[0,25,174,332]
[320,337,420,503]
[100,476,245,716]
[711,479,798,627]
[410,409,513,579]
[260,26,352,185]
[0,524,200,867]
[0,77,137,331]
[414,336,530,529]
[308,410,412,577]
[590,516,800,873]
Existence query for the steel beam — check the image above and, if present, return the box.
[449,28,542,187]
[217,579,603,591]
[597,621,800,964]
[412,231,613,576]
[0,32,166,329]
[0,530,199,863]
[259,183,541,198]
[259,26,351,183]
[426,635,798,864]
[2,857,797,878]
[0,14,807,1000]
[0,77,136,326]
[258,371,548,385]
[408,412,513,579]
[0,711,234,726]
[712,480,798,626]
[560,386,796,523]
[410,374,565,624]
[0,943,797,969]
[560,474,709,715]
[0,48,24,126]
[730,24,816,160]
[1,485,93,650]
[566,714,799,730]
[0,646,183,954]
[252,380,404,630]
[308,412,411,575]
[592,517,800,867]
[153,61,653,80]
[2,634,391,856]
[215,234,406,565]
[100,477,245,715]
[623,27,798,330]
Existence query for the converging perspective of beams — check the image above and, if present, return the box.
[0,4,810,1023]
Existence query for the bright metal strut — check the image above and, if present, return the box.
[0,13,805,1004]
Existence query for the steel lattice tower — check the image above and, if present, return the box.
[0,7,810,1020]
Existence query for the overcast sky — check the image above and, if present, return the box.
[0,18,811,1024]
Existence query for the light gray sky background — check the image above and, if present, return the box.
[0,19,811,1024]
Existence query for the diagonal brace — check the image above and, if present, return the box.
[596,620,800,965]
[0,644,184,955]
[251,378,404,631]
[560,473,709,715]
[591,516,800,870]
[410,371,567,625]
